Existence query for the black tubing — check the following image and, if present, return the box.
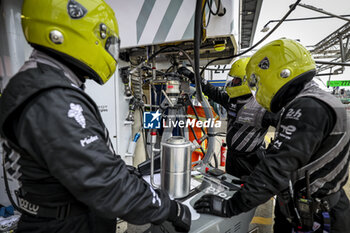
[200,0,302,75]
[194,0,204,102]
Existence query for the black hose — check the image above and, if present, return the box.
[158,83,163,106]
[194,0,204,102]
[147,45,178,62]
[187,94,207,136]
[200,0,302,76]
[148,46,196,76]
[208,0,221,16]
[186,116,206,156]
[165,65,174,73]
[205,3,212,28]
[315,60,350,66]
[142,94,148,104]
[213,153,218,168]
[139,107,150,159]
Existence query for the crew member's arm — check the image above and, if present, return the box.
[194,97,335,216]
[201,80,230,108]
[261,110,281,128]
[15,88,189,228]
[178,67,230,107]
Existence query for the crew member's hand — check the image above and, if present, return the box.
[177,67,195,84]
[194,194,233,217]
[168,200,191,232]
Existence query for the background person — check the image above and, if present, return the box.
[178,58,278,178]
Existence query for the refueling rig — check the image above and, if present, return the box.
[0,0,260,232]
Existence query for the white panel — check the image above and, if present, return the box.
[232,0,240,39]
[85,78,118,151]
[165,1,194,41]
[207,0,235,37]
[105,0,143,48]
[138,0,171,45]
[107,0,237,47]
[85,64,132,163]
[114,62,133,163]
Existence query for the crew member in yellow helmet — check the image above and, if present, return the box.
[195,39,350,233]
[0,0,190,232]
[178,58,278,178]
[225,57,252,99]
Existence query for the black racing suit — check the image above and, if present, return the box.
[201,81,278,178]
[227,84,350,232]
[0,53,173,232]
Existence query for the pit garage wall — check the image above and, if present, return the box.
[89,0,241,166]
[105,0,238,48]
[84,63,132,165]
[0,0,32,88]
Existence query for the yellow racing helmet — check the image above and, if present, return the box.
[225,57,251,98]
[246,39,316,112]
[21,0,120,85]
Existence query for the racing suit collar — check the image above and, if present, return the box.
[20,50,84,89]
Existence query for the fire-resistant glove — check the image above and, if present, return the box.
[168,200,191,232]
[177,67,195,84]
[194,194,238,217]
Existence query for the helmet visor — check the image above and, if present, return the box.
[225,74,252,98]
[105,36,120,62]
[225,75,233,89]
[225,75,243,88]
